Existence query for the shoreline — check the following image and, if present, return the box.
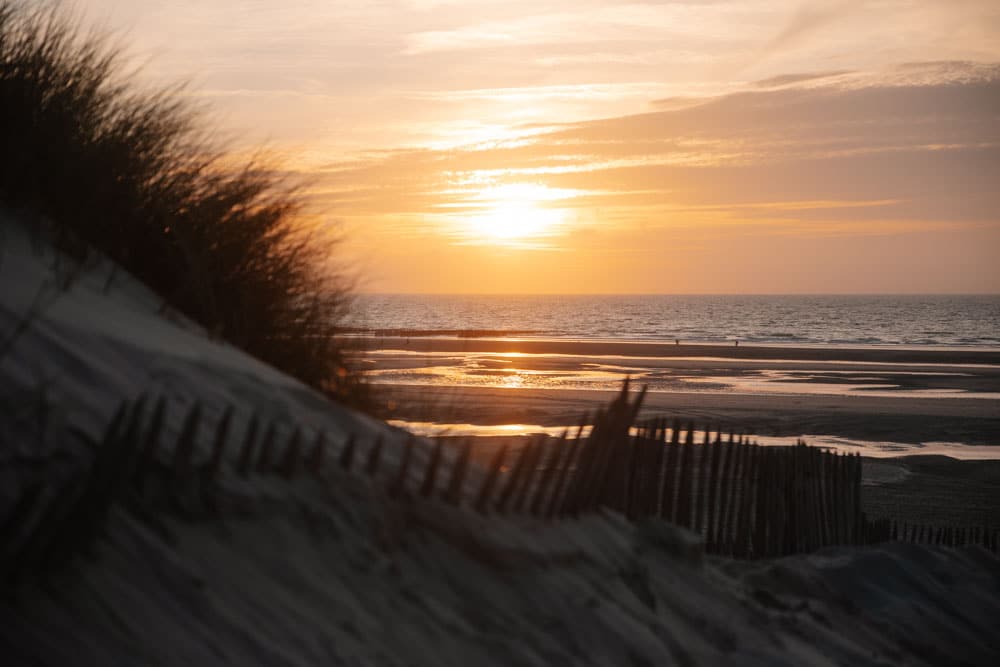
[377,383,1000,447]
[349,336,1000,365]
[364,336,1000,450]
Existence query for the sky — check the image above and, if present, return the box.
[83,0,1000,293]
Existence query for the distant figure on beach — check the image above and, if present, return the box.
[735,340,739,347]
[675,339,679,345]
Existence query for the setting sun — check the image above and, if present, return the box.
[465,183,571,245]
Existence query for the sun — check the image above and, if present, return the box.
[471,200,564,241]
[466,183,570,244]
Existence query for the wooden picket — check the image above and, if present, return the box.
[6,384,998,589]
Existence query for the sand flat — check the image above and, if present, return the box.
[354,336,1000,365]
[362,337,1000,447]
[377,381,1000,446]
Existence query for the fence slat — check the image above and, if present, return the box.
[475,444,509,513]
[237,415,259,478]
[420,439,444,497]
[365,436,384,477]
[495,442,533,513]
[547,421,585,518]
[445,440,472,506]
[660,421,681,522]
[255,422,276,474]
[390,437,415,495]
[512,437,544,513]
[532,431,568,516]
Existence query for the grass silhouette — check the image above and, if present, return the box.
[0,2,366,406]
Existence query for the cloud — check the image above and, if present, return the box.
[752,0,859,64]
[319,61,999,225]
[311,60,1000,291]
[752,70,854,88]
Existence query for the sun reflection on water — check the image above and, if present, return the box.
[500,371,526,388]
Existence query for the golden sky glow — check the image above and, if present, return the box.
[88,0,1000,293]
[458,184,571,246]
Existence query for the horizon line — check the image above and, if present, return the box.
[354,292,1000,297]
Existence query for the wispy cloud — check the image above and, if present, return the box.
[753,0,858,64]
[84,1,1000,291]
[752,70,855,88]
[313,62,1000,291]
[91,0,1000,153]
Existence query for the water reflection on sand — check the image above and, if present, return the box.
[388,419,1000,461]
[365,349,1000,400]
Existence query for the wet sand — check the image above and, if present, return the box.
[367,333,1000,530]
[362,339,1000,446]
[354,336,1000,365]
[862,456,1000,528]
[378,383,1000,445]
[366,339,1000,531]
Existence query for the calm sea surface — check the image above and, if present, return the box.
[349,294,1000,347]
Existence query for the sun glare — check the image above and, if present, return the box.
[466,183,572,244]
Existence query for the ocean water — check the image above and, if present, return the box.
[349,294,1000,347]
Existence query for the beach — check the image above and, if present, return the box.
[361,336,1000,533]
[6,3,1000,662]
[361,337,1000,448]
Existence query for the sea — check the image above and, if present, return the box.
[349,294,1000,348]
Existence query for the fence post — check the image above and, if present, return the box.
[547,421,585,518]
[135,396,167,494]
[675,426,695,528]
[720,436,742,556]
[444,439,472,506]
[496,441,533,513]
[308,430,328,476]
[646,420,667,519]
[420,439,444,497]
[172,402,202,481]
[563,411,603,514]
[693,428,711,535]
[753,446,770,558]
[734,442,755,557]
[278,427,302,479]
[337,434,356,471]
[852,453,863,544]
[660,421,680,522]
[255,422,276,474]
[705,431,723,550]
[513,437,545,513]
[390,437,415,496]
[237,415,258,478]
[532,431,568,516]
[475,444,508,513]
[204,406,233,511]
[365,436,384,477]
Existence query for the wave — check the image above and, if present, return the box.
[348,295,1000,348]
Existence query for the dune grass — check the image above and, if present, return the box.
[0,1,366,406]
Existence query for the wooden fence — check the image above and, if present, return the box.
[474,382,870,558]
[3,383,997,587]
